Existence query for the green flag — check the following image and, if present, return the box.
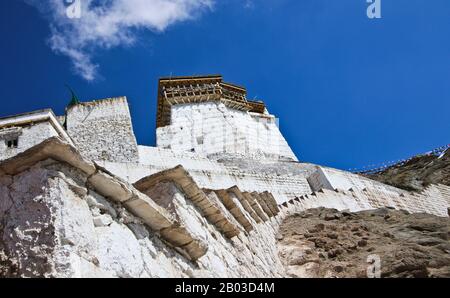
[66,85,81,107]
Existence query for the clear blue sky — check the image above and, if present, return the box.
[1,0,449,170]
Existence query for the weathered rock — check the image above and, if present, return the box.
[278,208,450,278]
[366,150,450,191]
[88,171,133,203]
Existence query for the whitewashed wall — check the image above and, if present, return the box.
[0,122,59,161]
[280,184,450,218]
[66,97,139,163]
[96,146,312,204]
[302,166,450,215]
[156,102,298,161]
[309,166,405,195]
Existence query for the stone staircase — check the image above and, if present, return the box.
[133,165,282,242]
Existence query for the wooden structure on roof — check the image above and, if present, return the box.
[156,75,266,128]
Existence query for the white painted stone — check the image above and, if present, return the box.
[99,153,313,205]
[0,122,59,161]
[157,102,298,161]
[93,222,145,277]
[66,97,139,163]
[93,214,114,227]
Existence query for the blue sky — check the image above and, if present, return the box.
[1,0,449,170]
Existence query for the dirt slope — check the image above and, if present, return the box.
[278,207,450,278]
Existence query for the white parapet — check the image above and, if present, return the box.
[97,145,313,205]
[308,166,404,195]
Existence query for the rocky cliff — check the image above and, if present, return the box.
[366,149,450,192]
[278,207,450,278]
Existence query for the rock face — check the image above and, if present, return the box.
[278,208,450,278]
[366,149,450,192]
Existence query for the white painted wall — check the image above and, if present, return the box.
[0,122,59,161]
[156,102,298,161]
[97,145,312,204]
[66,97,139,163]
[309,166,405,194]
[280,185,449,218]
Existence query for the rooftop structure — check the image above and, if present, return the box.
[156,75,297,160]
[156,75,266,128]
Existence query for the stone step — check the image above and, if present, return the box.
[227,186,262,223]
[242,192,269,222]
[134,165,241,239]
[215,189,254,232]
[262,191,281,215]
[251,192,274,218]
[203,189,242,238]
[0,137,209,262]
